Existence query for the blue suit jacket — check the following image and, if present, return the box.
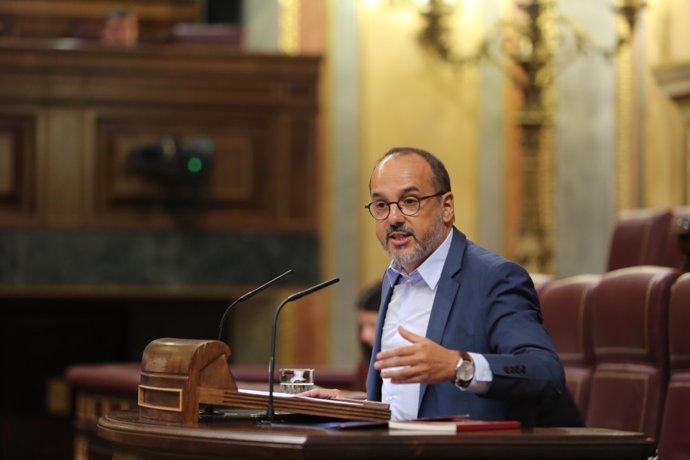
[366,228,565,426]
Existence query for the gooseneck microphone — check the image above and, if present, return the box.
[217,269,293,341]
[265,277,340,422]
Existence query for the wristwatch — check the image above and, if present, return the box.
[454,351,475,389]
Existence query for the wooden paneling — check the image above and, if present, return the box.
[0,110,37,225]
[0,0,199,42]
[43,108,91,227]
[91,110,275,229]
[0,39,321,230]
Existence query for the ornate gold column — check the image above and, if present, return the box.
[510,1,556,274]
[615,15,635,210]
[280,0,300,55]
[415,0,644,274]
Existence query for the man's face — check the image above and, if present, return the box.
[369,153,454,273]
[101,15,139,46]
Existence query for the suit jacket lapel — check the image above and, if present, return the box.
[418,228,465,405]
[367,271,398,401]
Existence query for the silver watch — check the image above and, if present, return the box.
[454,352,475,389]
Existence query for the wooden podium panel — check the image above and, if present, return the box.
[98,410,657,460]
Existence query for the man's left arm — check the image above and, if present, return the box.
[478,261,565,404]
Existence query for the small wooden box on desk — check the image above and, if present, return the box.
[137,338,390,425]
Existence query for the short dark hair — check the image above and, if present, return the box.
[103,6,135,21]
[374,147,452,194]
[357,282,382,312]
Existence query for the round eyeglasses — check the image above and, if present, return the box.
[364,192,445,220]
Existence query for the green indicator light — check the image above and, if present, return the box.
[187,157,203,173]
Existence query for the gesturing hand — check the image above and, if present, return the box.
[374,326,460,384]
[298,388,344,399]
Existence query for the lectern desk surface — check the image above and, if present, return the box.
[98,410,656,460]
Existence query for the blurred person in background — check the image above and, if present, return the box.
[353,282,382,392]
[100,6,139,47]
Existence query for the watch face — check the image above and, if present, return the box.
[458,361,473,381]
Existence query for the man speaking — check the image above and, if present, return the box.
[305,147,575,427]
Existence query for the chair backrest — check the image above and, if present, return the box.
[540,275,599,419]
[530,272,554,299]
[662,206,690,271]
[607,209,673,271]
[586,266,679,439]
[658,273,690,459]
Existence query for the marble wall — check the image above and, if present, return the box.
[0,230,318,286]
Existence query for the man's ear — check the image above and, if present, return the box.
[442,192,455,223]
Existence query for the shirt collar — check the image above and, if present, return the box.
[385,229,453,290]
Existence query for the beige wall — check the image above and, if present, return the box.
[247,0,690,366]
[645,0,690,205]
[356,2,483,286]
[352,0,690,279]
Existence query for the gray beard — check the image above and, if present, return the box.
[389,212,446,270]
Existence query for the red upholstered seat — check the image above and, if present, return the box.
[65,362,141,394]
[171,23,242,46]
[607,209,673,271]
[65,362,358,394]
[585,266,679,439]
[658,273,690,460]
[530,272,554,298]
[539,275,599,419]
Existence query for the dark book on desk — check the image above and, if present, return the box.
[388,419,521,433]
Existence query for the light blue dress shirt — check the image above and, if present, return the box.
[382,230,492,420]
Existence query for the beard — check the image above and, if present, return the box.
[383,211,446,271]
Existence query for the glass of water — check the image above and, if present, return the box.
[279,368,315,394]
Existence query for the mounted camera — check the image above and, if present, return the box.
[128,136,215,218]
[128,136,214,183]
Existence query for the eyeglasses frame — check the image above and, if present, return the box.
[364,192,446,220]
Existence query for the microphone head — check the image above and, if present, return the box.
[286,277,340,302]
[266,275,340,422]
[236,269,293,303]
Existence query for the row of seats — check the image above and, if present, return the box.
[533,206,690,459]
[538,267,689,460]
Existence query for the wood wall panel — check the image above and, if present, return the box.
[0,111,37,224]
[0,0,199,43]
[43,108,90,227]
[92,111,277,228]
[288,115,318,222]
[0,39,321,231]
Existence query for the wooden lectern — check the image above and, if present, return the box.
[138,338,237,425]
[138,338,390,426]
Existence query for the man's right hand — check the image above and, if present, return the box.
[298,388,344,399]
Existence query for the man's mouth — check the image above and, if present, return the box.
[387,231,413,245]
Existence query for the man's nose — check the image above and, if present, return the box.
[386,204,406,223]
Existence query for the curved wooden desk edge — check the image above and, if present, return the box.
[98,410,657,460]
